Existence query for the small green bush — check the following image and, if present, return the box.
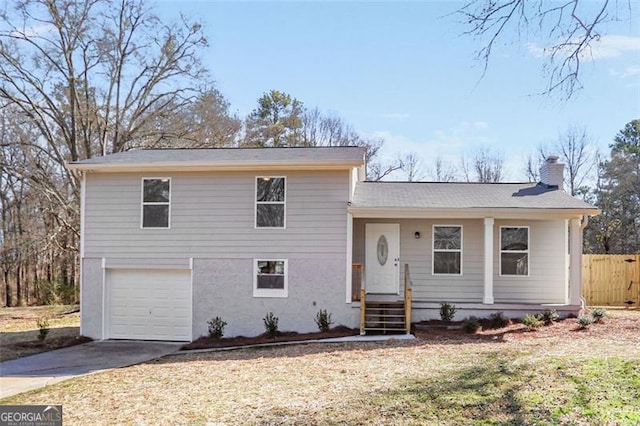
[487,312,509,328]
[263,312,279,337]
[439,303,457,322]
[462,317,481,334]
[314,309,333,333]
[520,314,544,329]
[37,280,77,305]
[576,314,595,329]
[36,317,50,341]
[591,308,607,323]
[207,316,227,340]
[539,309,559,325]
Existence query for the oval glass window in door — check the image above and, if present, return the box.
[377,235,388,265]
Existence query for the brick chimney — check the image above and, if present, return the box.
[539,155,564,189]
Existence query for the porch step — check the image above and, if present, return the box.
[363,301,407,335]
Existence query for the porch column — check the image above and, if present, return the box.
[569,218,582,306]
[346,212,353,303]
[483,218,494,304]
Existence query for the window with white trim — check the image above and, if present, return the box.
[500,227,529,276]
[433,225,462,275]
[256,177,285,228]
[254,259,288,298]
[142,178,170,228]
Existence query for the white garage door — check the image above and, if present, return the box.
[106,269,191,341]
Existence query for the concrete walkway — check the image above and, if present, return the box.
[175,333,416,355]
[0,341,181,399]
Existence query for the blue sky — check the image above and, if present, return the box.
[156,1,640,181]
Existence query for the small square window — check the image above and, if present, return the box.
[254,259,288,298]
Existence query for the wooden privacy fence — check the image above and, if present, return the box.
[582,254,640,306]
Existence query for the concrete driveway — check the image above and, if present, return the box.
[0,341,181,399]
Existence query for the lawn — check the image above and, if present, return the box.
[2,310,639,425]
[0,305,82,362]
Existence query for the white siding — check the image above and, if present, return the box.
[354,218,569,304]
[84,170,350,260]
[494,219,567,303]
[82,169,354,339]
[353,219,484,302]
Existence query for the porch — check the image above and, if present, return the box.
[349,217,585,334]
[351,263,580,335]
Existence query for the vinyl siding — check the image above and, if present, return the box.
[353,218,568,304]
[84,170,350,259]
[494,219,567,303]
[353,219,484,302]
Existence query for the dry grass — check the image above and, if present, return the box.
[3,310,639,425]
[0,305,81,361]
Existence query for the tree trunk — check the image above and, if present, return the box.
[3,270,11,307]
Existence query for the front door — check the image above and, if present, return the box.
[365,223,400,294]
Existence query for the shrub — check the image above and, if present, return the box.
[576,314,595,329]
[539,309,559,325]
[314,309,333,333]
[591,308,607,323]
[520,314,543,329]
[487,312,509,329]
[207,316,227,340]
[263,312,279,337]
[36,317,50,341]
[37,280,77,305]
[462,316,481,334]
[439,303,457,322]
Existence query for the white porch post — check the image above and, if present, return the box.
[346,212,353,303]
[569,218,582,306]
[483,218,494,304]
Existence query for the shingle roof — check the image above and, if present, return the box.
[352,181,598,211]
[68,147,366,170]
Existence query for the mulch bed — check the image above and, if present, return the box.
[412,309,640,342]
[182,325,359,350]
[12,335,92,350]
[182,310,639,350]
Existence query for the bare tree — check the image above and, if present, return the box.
[402,152,425,182]
[0,0,230,305]
[427,157,458,182]
[525,126,598,196]
[299,105,402,180]
[457,1,634,98]
[523,152,541,182]
[461,146,505,183]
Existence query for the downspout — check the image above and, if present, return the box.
[580,214,589,231]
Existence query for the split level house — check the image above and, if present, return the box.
[67,147,599,341]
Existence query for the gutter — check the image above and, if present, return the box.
[66,160,364,172]
[348,206,600,219]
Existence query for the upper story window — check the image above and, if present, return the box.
[500,227,529,276]
[256,177,285,228]
[433,225,462,275]
[142,178,170,228]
